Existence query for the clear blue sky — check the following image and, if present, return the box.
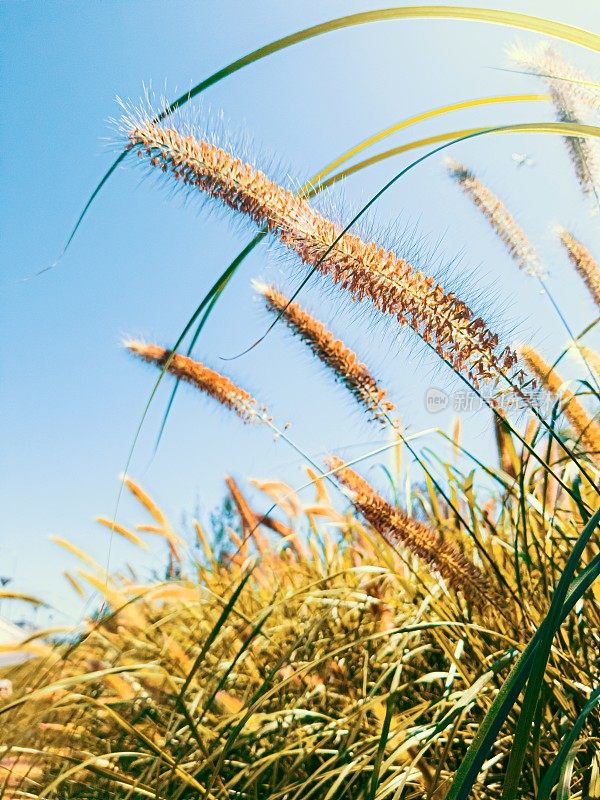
[2,0,600,624]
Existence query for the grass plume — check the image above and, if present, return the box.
[520,343,600,465]
[254,282,395,423]
[570,342,600,376]
[556,226,600,308]
[125,340,264,423]
[509,41,600,197]
[122,118,520,391]
[326,455,497,608]
[445,157,545,277]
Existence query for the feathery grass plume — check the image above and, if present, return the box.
[509,42,600,197]
[225,476,268,556]
[509,40,600,112]
[493,412,517,480]
[445,157,545,278]
[326,455,496,607]
[96,517,147,548]
[570,342,600,377]
[520,344,600,466]
[555,226,600,308]
[125,340,264,423]
[254,281,394,423]
[121,116,520,392]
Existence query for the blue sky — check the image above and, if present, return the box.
[2,0,600,624]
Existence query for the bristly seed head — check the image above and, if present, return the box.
[445,157,546,279]
[122,117,523,396]
[254,281,394,424]
[125,340,265,423]
[508,42,600,197]
[555,226,600,309]
[519,344,600,467]
[326,456,498,607]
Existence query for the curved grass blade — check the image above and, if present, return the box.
[317,121,600,191]
[152,233,266,452]
[59,7,600,258]
[44,154,127,274]
[309,92,546,185]
[537,687,600,800]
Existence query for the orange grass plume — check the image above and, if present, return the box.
[254,281,394,423]
[520,344,600,467]
[125,340,265,423]
[326,455,498,608]
[556,227,600,308]
[445,157,545,278]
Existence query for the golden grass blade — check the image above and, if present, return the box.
[307,93,547,187]
[49,535,108,575]
[316,121,600,191]
[0,590,44,605]
[63,570,85,598]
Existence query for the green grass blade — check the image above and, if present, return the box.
[178,567,255,699]
[538,687,600,800]
[52,152,127,270]
[446,507,600,800]
[501,509,600,798]
[368,688,396,799]
[151,230,266,454]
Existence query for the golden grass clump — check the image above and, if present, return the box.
[1,449,598,800]
[520,344,600,465]
[509,42,600,196]
[124,119,519,390]
[125,340,264,422]
[254,281,395,422]
[445,157,545,277]
[326,455,496,607]
[556,226,600,308]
